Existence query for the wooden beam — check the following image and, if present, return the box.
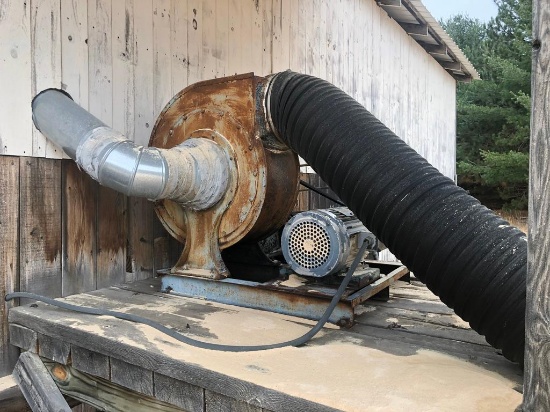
[441,61,463,71]
[42,360,185,412]
[12,352,71,412]
[524,0,550,409]
[399,23,429,36]
[421,43,448,56]
[377,0,401,7]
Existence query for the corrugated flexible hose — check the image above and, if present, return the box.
[267,71,526,364]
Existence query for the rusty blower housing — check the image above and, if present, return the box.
[150,74,299,279]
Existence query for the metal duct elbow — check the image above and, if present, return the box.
[32,89,229,210]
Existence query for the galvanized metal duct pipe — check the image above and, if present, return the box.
[32,89,229,210]
[266,71,526,364]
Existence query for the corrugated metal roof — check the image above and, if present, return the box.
[377,0,480,81]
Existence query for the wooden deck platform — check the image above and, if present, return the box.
[8,277,523,411]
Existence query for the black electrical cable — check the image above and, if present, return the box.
[5,241,369,352]
[299,179,345,206]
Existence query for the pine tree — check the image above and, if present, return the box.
[442,0,532,209]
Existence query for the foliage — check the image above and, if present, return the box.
[441,0,532,210]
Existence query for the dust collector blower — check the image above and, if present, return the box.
[32,71,527,364]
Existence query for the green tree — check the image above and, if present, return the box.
[442,0,532,210]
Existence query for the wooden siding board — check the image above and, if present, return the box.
[201,0,216,79]
[153,0,172,117]
[249,0,262,74]
[0,157,20,376]
[171,0,189,94]
[38,333,71,365]
[62,162,97,296]
[88,0,127,289]
[227,0,242,76]
[96,187,127,288]
[216,0,228,78]
[261,0,272,76]
[31,0,63,158]
[19,157,62,300]
[271,0,290,73]
[0,1,32,156]
[128,197,154,281]
[133,0,155,146]
[154,372,205,412]
[61,0,89,110]
[187,0,201,84]
[112,0,136,139]
[110,357,154,397]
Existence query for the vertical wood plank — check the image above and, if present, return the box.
[112,0,136,138]
[89,0,127,288]
[153,0,172,116]
[171,0,189,93]
[110,358,153,397]
[110,0,135,288]
[260,0,272,75]
[201,0,216,79]
[288,0,299,72]
[128,198,154,281]
[96,186,127,288]
[0,156,20,376]
[20,158,62,299]
[88,0,113,125]
[71,346,110,380]
[363,0,373,111]
[318,0,327,80]
[335,0,344,89]
[295,0,306,73]
[62,162,97,296]
[227,0,242,75]
[129,0,155,283]
[525,1,550,409]
[0,1,32,156]
[154,373,205,412]
[271,0,290,73]
[134,0,154,146]
[31,0,63,158]
[325,0,335,84]
[306,0,319,77]
[215,0,228,77]
[370,3,381,118]
[61,0,89,110]
[9,324,38,353]
[187,0,202,84]
[250,0,263,73]
[354,0,362,103]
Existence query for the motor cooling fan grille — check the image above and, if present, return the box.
[288,221,331,269]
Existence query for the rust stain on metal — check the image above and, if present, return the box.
[149,74,299,278]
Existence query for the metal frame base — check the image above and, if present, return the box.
[159,261,409,327]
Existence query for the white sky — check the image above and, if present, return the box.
[422,0,498,23]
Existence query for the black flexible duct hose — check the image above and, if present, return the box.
[268,71,526,364]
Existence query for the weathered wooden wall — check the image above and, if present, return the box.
[0,156,176,377]
[0,0,457,177]
[0,0,458,377]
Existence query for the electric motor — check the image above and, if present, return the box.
[282,208,377,277]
